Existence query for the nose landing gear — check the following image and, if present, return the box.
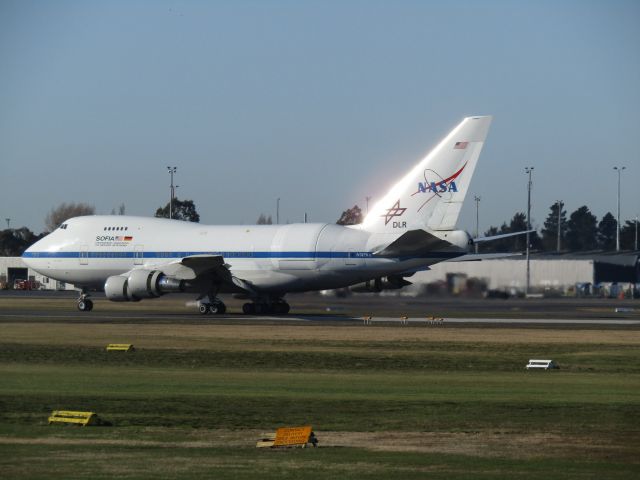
[77,290,93,312]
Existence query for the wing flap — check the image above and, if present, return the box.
[159,254,227,280]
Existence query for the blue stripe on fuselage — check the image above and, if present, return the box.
[22,251,462,260]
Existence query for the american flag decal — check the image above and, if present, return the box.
[454,141,468,149]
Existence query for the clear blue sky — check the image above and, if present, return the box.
[1,0,638,233]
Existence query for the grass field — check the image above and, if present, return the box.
[1,297,639,478]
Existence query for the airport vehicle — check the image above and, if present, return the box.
[24,115,507,314]
[13,279,42,291]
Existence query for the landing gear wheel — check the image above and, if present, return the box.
[77,299,93,312]
[201,301,226,315]
[242,303,255,315]
[271,302,290,315]
[277,302,290,315]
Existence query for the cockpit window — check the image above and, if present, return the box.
[59,224,68,230]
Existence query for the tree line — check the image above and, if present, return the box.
[479,202,637,253]
[335,202,638,252]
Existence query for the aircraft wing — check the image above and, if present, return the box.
[145,254,257,294]
[157,254,226,280]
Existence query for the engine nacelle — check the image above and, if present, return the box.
[104,275,139,302]
[104,270,185,302]
[350,275,412,293]
[350,278,383,293]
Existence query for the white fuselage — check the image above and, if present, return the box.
[23,215,468,295]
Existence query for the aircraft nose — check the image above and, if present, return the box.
[22,241,38,266]
[22,236,48,269]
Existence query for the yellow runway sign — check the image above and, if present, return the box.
[48,411,99,426]
[106,344,135,352]
[273,426,313,447]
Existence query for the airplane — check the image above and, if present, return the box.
[23,115,510,314]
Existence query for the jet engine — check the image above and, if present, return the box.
[350,275,412,293]
[104,270,185,301]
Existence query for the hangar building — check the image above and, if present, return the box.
[411,251,640,295]
[0,257,74,290]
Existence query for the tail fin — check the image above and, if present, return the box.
[361,116,492,233]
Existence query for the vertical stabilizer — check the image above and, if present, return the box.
[361,116,492,233]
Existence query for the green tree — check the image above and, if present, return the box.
[155,198,200,222]
[480,224,508,253]
[509,212,530,251]
[111,203,126,215]
[620,219,638,250]
[481,213,540,253]
[597,212,617,250]
[256,214,273,225]
[565,206,598,251]
[0,227,44,256]
[540,201,567,251]
[336,205,363,225]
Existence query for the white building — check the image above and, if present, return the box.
[0,257,74,290]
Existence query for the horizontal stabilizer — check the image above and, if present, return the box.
[374,229,452,257]
[473,229,534,244]
[447,252,523,262]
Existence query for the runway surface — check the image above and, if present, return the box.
[1,290,639,327]
[1,312,639,326]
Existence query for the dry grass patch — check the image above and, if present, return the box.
[2,429,635,463]
[1,322,640,349]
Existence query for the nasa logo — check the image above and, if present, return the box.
[417,181,458,194]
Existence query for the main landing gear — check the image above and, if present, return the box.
[77,290,93,312]
[242,300,290,315]
[198,299,227,315]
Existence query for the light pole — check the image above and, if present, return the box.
[365,196,372,216]
[167,167,177,219]
[635,215,638,251]
[5,218,9,229]
[474,196,481,254]
[556,200,563,252]
[525,167,534,295]
[276,198,280,225]
[613,166,626,251]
